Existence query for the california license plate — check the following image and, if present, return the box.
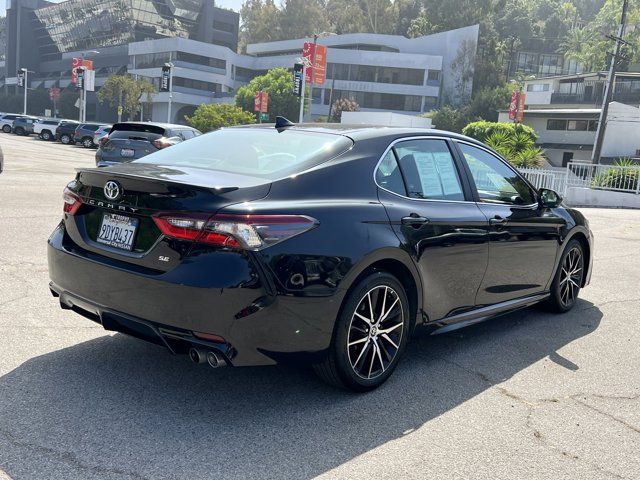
[96,213,138,251]
[120,148,135,157]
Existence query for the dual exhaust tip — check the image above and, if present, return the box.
[189,347,225,368]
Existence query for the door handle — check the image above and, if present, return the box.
[489,216,507,226]
[401,214,430,226]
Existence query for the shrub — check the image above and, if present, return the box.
[462,121,538,144]
[592,158,640,191]
[185,103,255,133]
[484,130,544,168]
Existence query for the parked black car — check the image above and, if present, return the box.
[55,121,80,144]
[74,123,111,148]
[95,122,201,166]
[48,122,593,391]
[12,116,40,136]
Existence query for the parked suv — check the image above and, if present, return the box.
[95,122,201,166]
[12,116,41,136]
[55,121,80,144]
[0,114,23,133]
[34,119,63,141]
[92,124,112,147]
[74,123,111,148]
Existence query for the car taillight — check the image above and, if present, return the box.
[152,137,178,149]
[152,213,318,250]
[63,187,82,215]
[98,135,109,147]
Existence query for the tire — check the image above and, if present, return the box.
[82,137,93,148]
[41,130,52,141]
[546,239,585,313]
[60,134,71,144]
[14,127,24,136]
[313,272,411,392]
[2,125,11,133]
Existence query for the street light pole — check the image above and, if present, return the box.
[166,58,174,124]
[20,68,28,115]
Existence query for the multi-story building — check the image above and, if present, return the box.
[129,26,480,123]
[1,0,239,119]
[497,72,640,166]
[1,0,479,123]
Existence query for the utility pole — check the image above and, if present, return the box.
[591,0,629,164]
[298,63,307,123]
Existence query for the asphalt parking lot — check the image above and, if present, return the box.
[0,132,639,480]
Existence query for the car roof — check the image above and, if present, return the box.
[229,123,485,145]
[113,122,197,129]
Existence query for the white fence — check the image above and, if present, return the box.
[519,162,640,196]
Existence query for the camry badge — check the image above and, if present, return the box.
[104,180,122,201]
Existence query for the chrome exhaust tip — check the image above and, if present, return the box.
[206,350,225,368]
[189,347,206,364]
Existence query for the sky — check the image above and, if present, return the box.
[1,0,246,17]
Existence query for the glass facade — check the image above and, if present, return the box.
[32,0,214,61]
[327,63,425,86]
[173,76,220,93]
[325,89,423,112]
[514,51,582,77]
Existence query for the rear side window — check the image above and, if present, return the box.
[393,139,464,201]
[135,128,353,180]
[110,123,166,140]
[375,151,406,196]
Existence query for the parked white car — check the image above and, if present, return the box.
[93,124,112,147]
[0,114,24,133]
[34,119,63,141]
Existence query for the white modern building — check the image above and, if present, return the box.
[127,26,480,123]
[496,72,640,166]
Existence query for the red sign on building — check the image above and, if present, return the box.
[71,58,94,85]
[303,42,327,85]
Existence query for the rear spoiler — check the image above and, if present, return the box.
[75,167,239,194]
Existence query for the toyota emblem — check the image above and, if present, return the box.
[104,180,122,201]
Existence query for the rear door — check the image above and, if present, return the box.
[454,141,564,305]
[376,137,489,321]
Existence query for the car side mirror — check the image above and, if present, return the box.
[539,188,562,208]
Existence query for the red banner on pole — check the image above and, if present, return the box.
[303,42,327,85]
[517,91,526,122]
[254,91,262,112]
[260,91,268,113]
[71,58,94,85]
[508,90,518,121]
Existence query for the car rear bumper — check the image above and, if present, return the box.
[47,223,337,366]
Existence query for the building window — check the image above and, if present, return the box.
[325,89,423,112]
[176,52,226,70]
[213,20,235,33]
[326,63,424,86]
[173,77,220,93]
[527,83,550,92]
[427,70,440,82]
[567,120,589,131]
[547,119,567,130]
[423,96,438,110]
[588,120,598,131]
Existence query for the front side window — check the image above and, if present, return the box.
[459,143,535,205]
[393,139,464,201]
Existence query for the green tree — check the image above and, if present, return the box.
[467,85,512,122]
[185,103,256,132]
[463,120,538,143]
[239,0,281,50]
[58,90,80,119]
[98,75,156,121]
[235,67,299,122]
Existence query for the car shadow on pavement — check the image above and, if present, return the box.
[0,300,602,480]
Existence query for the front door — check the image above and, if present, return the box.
[455,141,564,306]
[376,138,489,321]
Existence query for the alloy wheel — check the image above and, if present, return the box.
[347,285,404,380]
[559,247,582,307]
[42,131,51,141]
[61,135,70,144]
[83,138,93,148]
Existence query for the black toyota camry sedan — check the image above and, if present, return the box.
[48,120,593,391]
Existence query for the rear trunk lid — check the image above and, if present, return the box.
[64,163,271,271]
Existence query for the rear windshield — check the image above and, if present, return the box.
[110,123,165,136]
[134,128,354,180]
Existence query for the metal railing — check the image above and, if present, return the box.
[518,162,640,196]
[566,162,640,194]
